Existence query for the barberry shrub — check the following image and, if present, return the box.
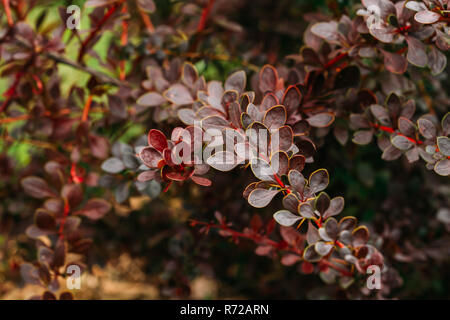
[0,0,449,299]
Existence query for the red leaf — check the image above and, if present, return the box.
[163,148,176,166]
[137,170,156,182]
[148,129,168,152]
[190,175,212,186]
[301,261,314,274]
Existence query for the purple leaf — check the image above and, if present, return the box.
[306,221,320,244]
[273,210,302,226]
[370,104,391,125]
[288,169,306,194]
[137,92,166,107]
[283,193,300,213]
[315,241,333,256]
[259,65,278,93]
[225,70,246,93]
[398,117,415,136]
[323,197,345,219]
[352,226,369,246]
[406,36,428,67]
[272,125,294,152]
[201,115,230,130]
[78,199,112,220]
[140,147,162,168]
[289,155,306,172]
[190,175,212,187]
[178,108,196,125]
[381,50,408,74]
[303,244,321,262]
[435,159,450,176]
[21,176,56,199]
[35,209,56,230]
[391,135,414,151]
[137,170,157,182]
[206,151,240,172]
[311,21,339,43]
[181,62,198,87]
[306,112,335,128]
[299,203,315,219]
[381,145,403,161]
[428,46,447,75]
[352,130,373,145]
[309,169,329,194]
[250,158,276,182]
[163,84,194,105]
[248,188,280,208]
[315,192,330,215]
[437,136,450,157]
[282,86,301,115]
[270,151,289,176]
[101,157,125,174]
[263,105,286,130]
[417,117,436,139]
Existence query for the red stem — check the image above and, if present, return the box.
[273,174,284,188]
[163,181,172,193]
[58,199,70,240]
[138,7,155,33]
[2,0,14,26]
[394,25,412,34]
[70,163,84,184]
[323,52,348,70]
[197,0,215,32]
[371,123,423,145]
[81,95,93,122]
[190,220,302,254]
[274,174,291,194]
[119,3,128,80]
[320,259,353,277]
[314,217,322,228]
[0,72,23,113]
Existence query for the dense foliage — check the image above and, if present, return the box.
[0,0,449,299]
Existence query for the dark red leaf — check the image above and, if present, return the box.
[190,175,212,186]
[148,129,168,152]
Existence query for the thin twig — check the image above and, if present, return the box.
[77,1,123,63]
[12,37,125,87]
[138,7,155,33]
[2,0,14,26]
[46,52,125,87]
[81,94,93,122]
[197,0,215,32]
[119,3,128,81]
